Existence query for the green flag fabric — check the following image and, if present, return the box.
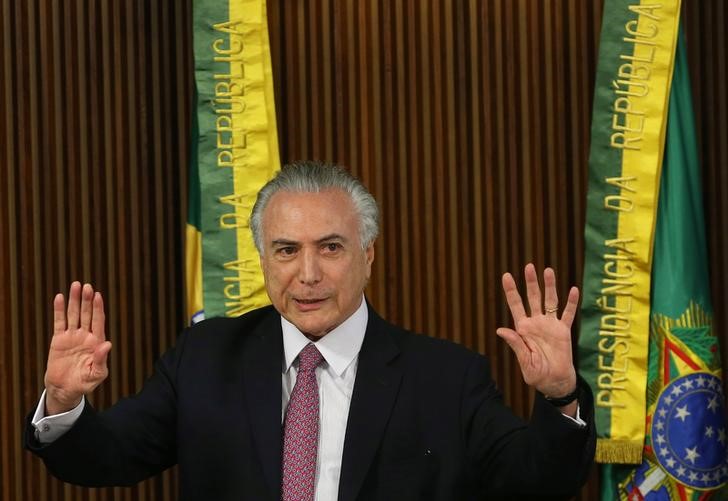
[186,0,280,324]
[601,29,728,500]
[578,0,682,464]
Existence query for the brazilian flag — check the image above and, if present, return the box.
[186,0,280,324]
[578,0,728,498]
[602,29,728,500]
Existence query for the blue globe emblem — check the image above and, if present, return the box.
[651,372,728,489]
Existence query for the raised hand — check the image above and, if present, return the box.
[44,282,112,415]
[496,263,579,406]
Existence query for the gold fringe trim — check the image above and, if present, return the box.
[596,439,643,464]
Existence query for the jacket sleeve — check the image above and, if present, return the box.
[24,330,189,487]
[462,354,596,499]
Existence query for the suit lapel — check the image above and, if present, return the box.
[338,307,403,501]
[242,309,284,500]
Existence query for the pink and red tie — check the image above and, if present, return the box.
[282,343,324,501]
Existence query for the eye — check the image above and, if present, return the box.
[322,242,342,254]
[277,246,297,257]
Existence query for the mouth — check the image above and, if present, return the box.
[292,296,328,311]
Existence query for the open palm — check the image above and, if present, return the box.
[44,282,112,415]
[496,264,579,399]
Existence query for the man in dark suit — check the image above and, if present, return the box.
[26,161,595,500]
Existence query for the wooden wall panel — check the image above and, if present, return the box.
[1,1,726,500]
[0,0,191,499]
[269,0,605,416]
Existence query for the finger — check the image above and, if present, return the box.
[66,281,82,329]
[524,263,542,316]
[543,268,559,316]
[496,328,531,368]
[91,292,106,341]
[53,293,67,336]
[502,272,527,326]
[79,283,94,331]
[560,286,580,328]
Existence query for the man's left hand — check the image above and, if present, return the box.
[497,263,579,403]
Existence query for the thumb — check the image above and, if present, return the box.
[92,341,112,369]
[496,328,530,365]
[495,327,528,358]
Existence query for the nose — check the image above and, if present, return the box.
[298,248,322,285]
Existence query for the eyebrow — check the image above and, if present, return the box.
[271,239,299,247]
[316,234,347,244]
[269,234,347,247]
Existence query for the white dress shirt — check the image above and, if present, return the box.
[280,296,367,501]
[32,389,86,443]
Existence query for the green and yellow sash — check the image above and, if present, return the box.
[578,0,681,464]
[186,0,279,323]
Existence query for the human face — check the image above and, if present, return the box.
[259,189,375,338]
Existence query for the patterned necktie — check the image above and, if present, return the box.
[282,343,324,501]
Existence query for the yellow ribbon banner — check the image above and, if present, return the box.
[186,0,280,323]
[578,0,681,464]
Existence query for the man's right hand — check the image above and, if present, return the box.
[44,282,112,416]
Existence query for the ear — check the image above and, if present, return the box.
[364,242,375,275]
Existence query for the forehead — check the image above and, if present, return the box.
[261,189,360,241]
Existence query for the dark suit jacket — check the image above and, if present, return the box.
[26,304,595,500]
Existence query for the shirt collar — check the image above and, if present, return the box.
[281,296,368,377]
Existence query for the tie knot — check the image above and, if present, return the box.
[298,343,323,372]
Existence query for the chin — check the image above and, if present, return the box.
[305,331,328,339]
[290,317,329,337]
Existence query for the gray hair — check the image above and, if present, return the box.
[250,161,380,254]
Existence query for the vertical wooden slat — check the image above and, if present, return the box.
[394,0,413,328]
[0,1,10,494]
[465,0,482,354]
[1,2,23,499]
